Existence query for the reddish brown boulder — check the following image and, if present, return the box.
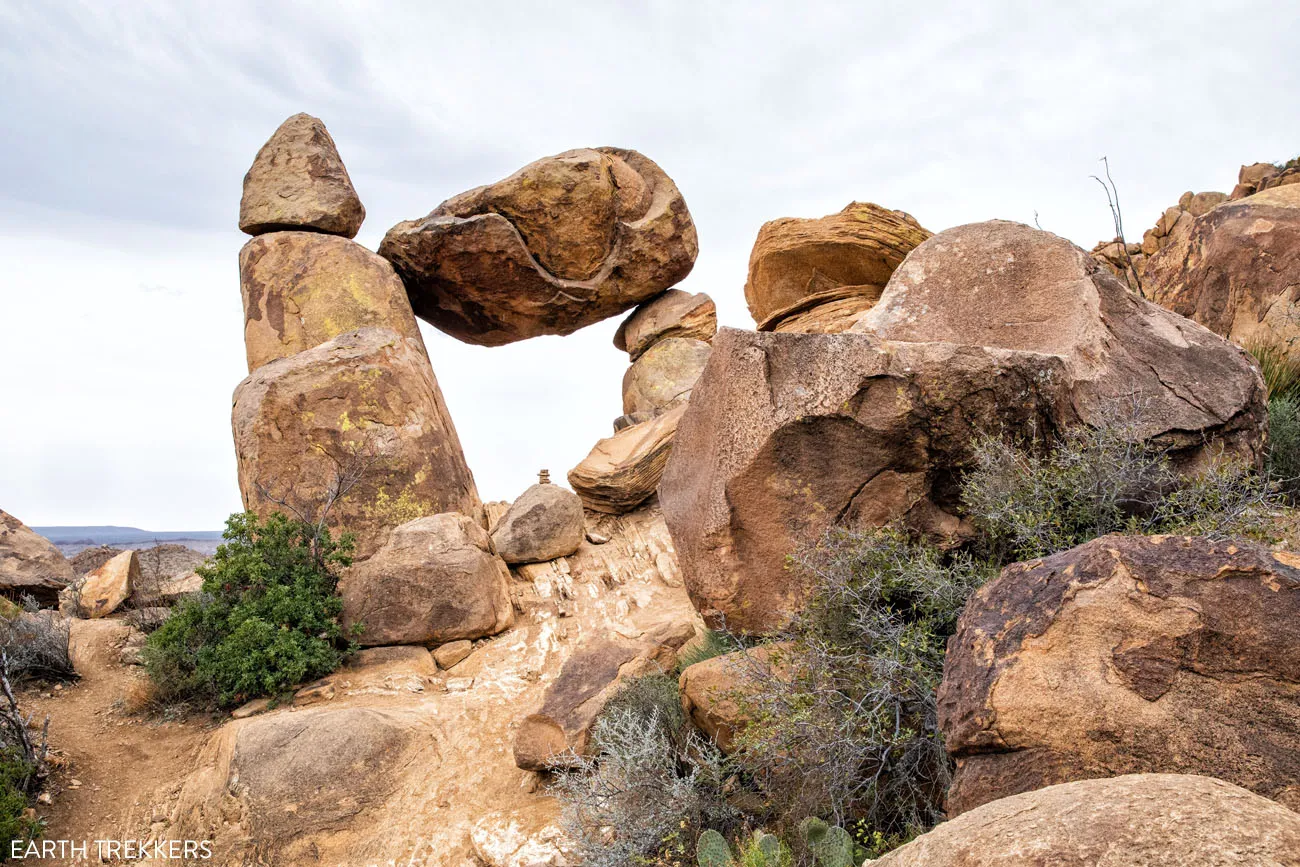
[379,148,697,346]
[1147,185,1300,350]
[869,774,1300,867]
[239,232,424,372]
[614,290,717,360]
[0,509,73,605]
[239,113,365,238]
[232,327,481,558]
[743,202,930,332]
[938,534,1300,815]
[662,222,1266,633]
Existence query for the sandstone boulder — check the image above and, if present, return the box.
[744,202,930,332]
[938,534,1300,815]
[1230,161,1300,200]
[569,404,685,513]
[614,289,717,360]
[379,147,697,346]
[75,549,138,618]
[0,510,72,605]
[1147,185,1300,350]
[232,327,481,558]
[621,337,711,417]
[678,644,785,754]
[868,774,1300,867]
[662,222,1266,633]
[239,232,424,372]
[239,113,365,238]
[340,513,512,647]
[490,483,585,565]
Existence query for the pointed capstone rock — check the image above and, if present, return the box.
[239,113,366,238]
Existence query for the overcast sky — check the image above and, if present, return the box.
[2,1,1298,529]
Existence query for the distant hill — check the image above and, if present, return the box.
[31,526,224,556]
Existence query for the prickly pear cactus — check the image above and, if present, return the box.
[697,829,733,867]
[800,818,855,867]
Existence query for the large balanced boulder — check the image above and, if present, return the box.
[744,202,930,333]
[490,483,585,565]
[614,289,717,360]
[379,148,697,346]
[621,337,711,417]
[661,222,1267,633]
[868,774,1300,867]
[1146,185,1300,350]
[232,327,481,558]
[239,113,365,238]
[0,510,72,605]
[938,534,1300,815]
[239,232,424,372]
[340,513,512,647]
[75,549,138,618]
[569,405,685,514]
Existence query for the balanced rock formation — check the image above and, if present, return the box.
[239,232,424,372]
[614,289,717,361]
[938,534,1300,815]
[570,404,685,513]
[1230,160,1300,200]
[1147,185,1300,350]
[490,482,585,565]
[232,327,481,558]
[340,513,512,647]
[744,202,930,333]
[75,549,138,619]
[379,147,697,346]
[869,774,1300,867]
[239,113,365,238]
[0,509,72,605]
[621,337,711,418]
[662,222,1267,632]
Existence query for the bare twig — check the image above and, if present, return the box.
[1091,156,1145,297]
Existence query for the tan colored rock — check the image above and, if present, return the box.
[569,404,685,514]
[379,147,697,346]
[869,774,1300,867]
[679,644,785,754]
[939,534,1300,815]
[232,327,481,559]
[768,290,881,333]
[239,113,365,238]
[1147,184,1300,350]
[339,513,512,647]
[744,201,930,331]
[1187,190,1229,216]
[239,232,424,372]
[433,639,473,670]
[0,509,72,605]
[662,222,1267,633]
[621,337,711,417]
[490,483,585,565]
[614,289,717,360]
[76,549,138,618]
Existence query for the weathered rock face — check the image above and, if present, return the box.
[0,510,72,605]
[232,327,481,558]
[938,534,1300,815]
[743,202,930,332]
[490,484,585,565]
[239,113,365,238]
[870,774,1300,867]
[379,147,697,346]
[239,232,424,372]
[662,222,1266,633]
[339,513,512,648]
[614,289,717,360]
[1147,185,1300,349]
[621,337,711,417]
[76,549,138,619]
[570,404,685,514]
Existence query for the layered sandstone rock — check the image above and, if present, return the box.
[1147,185,1300,349]
[744,202,930,333]
[490,483,585,565]
[0,509,73,605]
[614,289,717,360]
[621,337,711,417]
[239,232,424,372]
[74,549,138,619]
[339,513,512,647]
[379,148,697,346]
[239,113,365,238]
[569,405,685,514]
[232,327,481,558]
[869,774,1300,867]
[662,222,1266,632]
[938,534,1300,815]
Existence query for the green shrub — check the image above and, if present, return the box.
[0,748,39,859]
[1268,395,1300,501]
[676,629,740,674]
[143,512,355,709]
[1247,339,1300,401]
